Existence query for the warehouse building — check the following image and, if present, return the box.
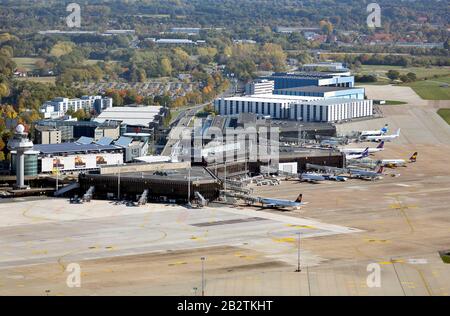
[274,85,365,100]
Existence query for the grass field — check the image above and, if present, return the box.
[406,76,450,100]
[12,57,44,71]
[17,76,56,85]
[356,65,450,80]
[437,108,450,125]
[384,100,408,105]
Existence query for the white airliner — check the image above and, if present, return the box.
[348,166,384,181]
[259,194,308,210]
[345,148,370,160]
[360,124,389,137]
[379,152,418,167]
[363,129,401,142]
[341,142,385,155]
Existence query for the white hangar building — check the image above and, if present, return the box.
[214,95,373,123]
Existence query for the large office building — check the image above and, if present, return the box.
[34,125,62,144]
[40,96,113,119]
[262,71,355,89]
[34,119,122,143]
[274,86,365,100]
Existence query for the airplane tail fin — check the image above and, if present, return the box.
[410,152,418,162]
[396,128,401,136]
[295,194,303,203]
[377,166,384,174]
[362,147,369,157]
[377,141,385,149]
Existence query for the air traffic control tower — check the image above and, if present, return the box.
[8,124,34,189]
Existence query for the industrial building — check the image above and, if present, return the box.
[274,85,365,100]
[214,95,373,122]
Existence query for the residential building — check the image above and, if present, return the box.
[40,95,113,119]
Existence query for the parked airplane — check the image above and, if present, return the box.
[348,166,384,180]
[363,129,401,142]
[299,173,326,183]
[379,152,418,168]
[360,124,389,137]
[341,142,385,155]
[259,194,308,210]
[345,148,370,160]
[324,174,348,182]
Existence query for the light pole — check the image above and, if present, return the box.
[295,232,301,272]
[187,167,191,206]
[201,256,206,296]
[117,160,121,201]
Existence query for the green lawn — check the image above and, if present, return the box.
[437,108,450,125]
[355,65,450,86]
[384,100,408,105]
[406,76,450,100]
[356,65,450,80]
[12,57,45,71]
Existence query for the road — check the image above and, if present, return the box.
[161,83,236,156]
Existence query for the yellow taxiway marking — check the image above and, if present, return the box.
[364,239,391,244]
[168,261,188,266]
[286,224,316,229]
[234,252,255,260]
[31,249,48,255]
[272,237,296,243]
